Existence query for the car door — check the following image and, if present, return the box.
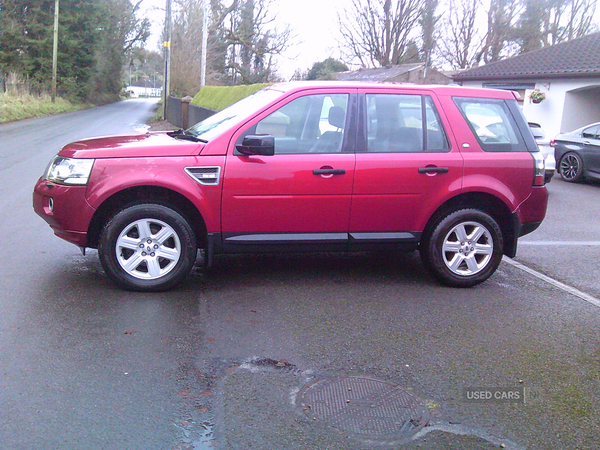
[581,125,600,174]
[349,89,464,246]
[221,90,357,252]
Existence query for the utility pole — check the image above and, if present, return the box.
[51,0,60,103]
[162,0,172,121]
[200,2,208,88]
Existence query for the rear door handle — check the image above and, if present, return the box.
[313,169,346,175]
[418,167,449,174]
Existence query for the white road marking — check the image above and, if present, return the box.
[519,241,600,246]
[502,256,600,308]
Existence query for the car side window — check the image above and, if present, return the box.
[582,125,599,139]
[454,97,526,152]
[366,94,449,153]
[249,93,349,154]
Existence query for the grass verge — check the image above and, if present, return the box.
[0,92,91,123]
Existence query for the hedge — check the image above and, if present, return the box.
[191,83,271,111]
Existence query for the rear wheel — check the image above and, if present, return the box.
[99,204,197,291]
[559,152,584,182]
[420,209,503,287]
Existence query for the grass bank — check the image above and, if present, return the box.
[191,83,270,111]
[0,92,91,123]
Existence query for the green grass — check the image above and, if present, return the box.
[0,92,90,123]
[191,83,271,111]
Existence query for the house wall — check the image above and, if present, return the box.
[459,77,600,138]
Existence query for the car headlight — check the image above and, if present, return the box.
[45,156,95,185]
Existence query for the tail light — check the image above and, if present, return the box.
[533,151,545,186]
[550,140,555,147]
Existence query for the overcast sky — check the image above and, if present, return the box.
[140,0,350,79]
[140,0,600,80]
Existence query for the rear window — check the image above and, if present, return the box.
[454,97,527,152]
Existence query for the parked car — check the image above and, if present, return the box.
[528,123,555,183]
[553,122,600,182]
[33,82,548,291]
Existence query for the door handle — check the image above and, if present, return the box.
[418,167,449,174]
[313,169,346,175]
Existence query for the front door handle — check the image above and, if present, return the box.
[313,169,346,175]
[418,167,449,174]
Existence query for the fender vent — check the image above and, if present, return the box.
[185,166,221,186]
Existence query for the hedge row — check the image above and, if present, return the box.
[191,83,271,111]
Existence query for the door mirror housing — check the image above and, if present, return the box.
[236,135,275,156]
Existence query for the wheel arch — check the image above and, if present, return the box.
[87,186,207,250]
[422,192,517,256]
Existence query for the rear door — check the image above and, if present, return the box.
[349,88,464,245]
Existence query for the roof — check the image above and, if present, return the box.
[335,64,426,82]
[453,32,600,81]
[267,81,517,99]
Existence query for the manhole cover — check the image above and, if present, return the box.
[298,376,429,443]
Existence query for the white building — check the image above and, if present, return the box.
[453,32,600,137]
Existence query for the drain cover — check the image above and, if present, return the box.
[298,376,429,443]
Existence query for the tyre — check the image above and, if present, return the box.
[420,209,503,288]
[559,152,584,182]
[98,204,197,291]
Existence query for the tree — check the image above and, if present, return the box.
[419,0,440,66]
[478,0,521,64]
[219,0,291,84]
[338,0,426,67]
[0,0,149,100]
[515,0,597,53]
[167,0,291,91]
[305,58,349,80]
[437,0,483,69]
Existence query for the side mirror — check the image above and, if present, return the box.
[236,135,275,156]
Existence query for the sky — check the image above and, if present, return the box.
[140,0,600,80]
[139,0,350,80]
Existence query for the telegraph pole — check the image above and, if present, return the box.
[200,2,208,88]
[51,0,60,103]
[162,0,172,121]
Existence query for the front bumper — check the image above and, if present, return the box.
[32,178,96,247]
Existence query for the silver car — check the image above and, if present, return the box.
[529,123,555,183]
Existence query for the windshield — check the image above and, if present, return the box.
[187,88,284,141]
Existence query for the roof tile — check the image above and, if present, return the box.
[454,32,600,80]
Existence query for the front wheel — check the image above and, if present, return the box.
[559,152,584,182]
[420,209,504,288]
[99,204,197,291]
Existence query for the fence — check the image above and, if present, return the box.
[166,95,216,129]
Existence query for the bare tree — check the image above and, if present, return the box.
[338,0,425,67]
[437,0,483,69]
[220,0,291,84]
[168,0,291,92]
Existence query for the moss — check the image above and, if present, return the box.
[190,83,271,111]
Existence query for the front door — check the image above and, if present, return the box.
[221,90,356,251]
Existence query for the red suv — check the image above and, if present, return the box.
[33,82,548,291]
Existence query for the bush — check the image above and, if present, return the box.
[191,83,271,111]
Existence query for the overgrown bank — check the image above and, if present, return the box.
[0,93,91,123]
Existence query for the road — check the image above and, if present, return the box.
[1,100,599,449]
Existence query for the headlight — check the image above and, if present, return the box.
[45,156,95,185]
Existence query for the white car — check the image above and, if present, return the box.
[529,123,555,183]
